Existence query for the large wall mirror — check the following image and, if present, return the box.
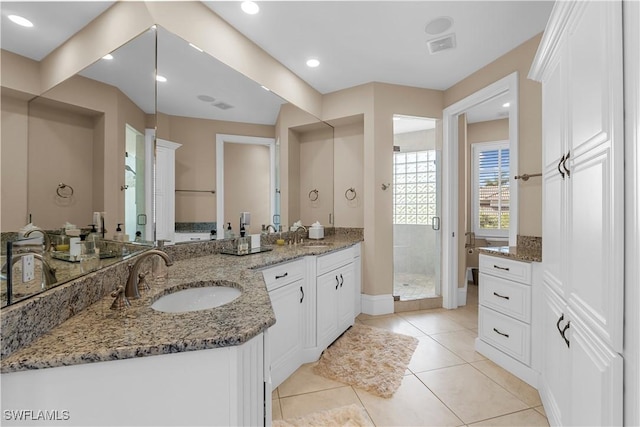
[1,16,335,307]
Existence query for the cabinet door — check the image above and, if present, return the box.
[541,51,569,301]
[317,272,339,349]
[337,266,355,332]
[540,285,571,427]
[568,311,623,427]
[269,279,304,388]
[566,0,624,352]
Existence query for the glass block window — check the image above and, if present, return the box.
[472,141,510,237]
[393,150,437,225]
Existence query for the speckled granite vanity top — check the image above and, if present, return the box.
[1,236,360,373]
[478,236,542,262]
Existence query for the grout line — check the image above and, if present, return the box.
[413,369,468,425]
[351,385,377,427]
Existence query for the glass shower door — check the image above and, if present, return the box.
[392,115,441,301]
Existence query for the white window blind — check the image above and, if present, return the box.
[472,141,510,237]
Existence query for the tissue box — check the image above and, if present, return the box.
[309,227,324,239]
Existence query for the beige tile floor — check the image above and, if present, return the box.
[272,284,549,426]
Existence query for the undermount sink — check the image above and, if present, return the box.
[151,284,241,313]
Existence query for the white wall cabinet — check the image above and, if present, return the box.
[530,1,624,425]
[155,138,181,243]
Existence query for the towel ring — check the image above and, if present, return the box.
[56,183,74,198]
[308,189,319,201]
[345,187,357,201]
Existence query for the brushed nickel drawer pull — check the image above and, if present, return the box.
[493,292,510,300]
[275,272,288,279]
[493,265,510,271]
[493,328,510,338]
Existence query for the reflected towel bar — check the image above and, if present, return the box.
[175,189,216,194]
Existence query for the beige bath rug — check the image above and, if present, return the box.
[313,323,418,398]
[273,404,373,427]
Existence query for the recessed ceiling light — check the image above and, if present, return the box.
[8,15,33,28]
[102,54,114,60]
[425,16,453,35]
[241,1,259,15]
[502,102,511,108]
[151,25,157,30]
[197,95,215,102]
[156,75,167,83]
[261,85,271,92]
[189,43,203,52]
[306,58,320,68]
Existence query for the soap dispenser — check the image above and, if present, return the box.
[225,222,233,239]
[114,223,124,241]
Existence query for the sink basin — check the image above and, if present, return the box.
[151,285,241,313]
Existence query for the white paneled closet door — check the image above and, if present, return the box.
[565,0,624,354]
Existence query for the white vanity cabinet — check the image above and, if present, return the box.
[316,247,355,350]
[1,334,268,427]
[476,254,537,386]
[529,1,625,425]
[262,258,306,388]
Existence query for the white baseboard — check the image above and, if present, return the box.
[361,294,394,316]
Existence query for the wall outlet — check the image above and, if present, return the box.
[22,254,35,282]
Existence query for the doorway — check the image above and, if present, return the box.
[392,115,441,301]
[124,124,147,240]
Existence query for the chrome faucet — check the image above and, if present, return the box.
[24,228,53,252]
[265,224,277,234]
[1,253,57,287]
[292,225,307,244]
[124,250,173,299]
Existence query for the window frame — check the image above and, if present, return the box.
[471,140,510,239]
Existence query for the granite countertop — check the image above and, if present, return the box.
[1,236,360,373]
[478,245,542,262]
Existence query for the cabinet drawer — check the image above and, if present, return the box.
[479,273,532,323]
[317,247,353,276]
[262,259,305,291]
[479,254,532,284]
[479,306,531,365]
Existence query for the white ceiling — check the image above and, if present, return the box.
[0,1,553,124]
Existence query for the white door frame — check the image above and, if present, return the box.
[215,134,276,239]
[442,72,519,309]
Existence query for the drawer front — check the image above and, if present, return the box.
[479,254,532,284]
[317,247,353,276]
[479,273,532,323]
[262,259,305,291]
[479,306,531,365]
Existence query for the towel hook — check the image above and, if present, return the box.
[345,187,357,201]
[308,189,319,201]
[56,183,74,198]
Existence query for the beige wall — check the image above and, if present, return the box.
[333,118,364,228]
[159,115,274,225]
[297,126,334,227]
[444,33,543,238]
[1,92,30,229]
[224,143,270,235]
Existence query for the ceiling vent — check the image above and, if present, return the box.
[213,102,234,110]
[427,33,456,54]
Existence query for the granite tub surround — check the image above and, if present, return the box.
[478,235,542,262]
[1,234,362,373]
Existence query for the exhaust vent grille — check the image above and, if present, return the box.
[428,33,456,54]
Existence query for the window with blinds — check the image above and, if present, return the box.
[471,141,510,237]
[393,150,437,225]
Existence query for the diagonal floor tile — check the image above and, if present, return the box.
[430,329,486,362]
[277,362,346,398]
[400,311,468,335]
[471,359,542,407]
[279,386,363,420]
[360,314,426,337]
[469,408,550,426]
[408,335,466,373]
[356,374,463,427]
[416,364,528,424]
